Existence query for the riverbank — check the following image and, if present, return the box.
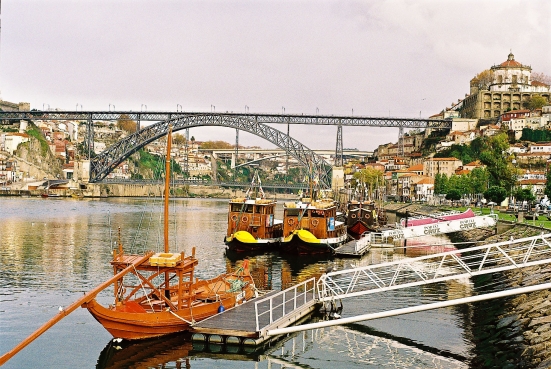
[451,225,551,369]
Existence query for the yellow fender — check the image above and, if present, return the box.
[295,229,320,243]
[234,231,257,243]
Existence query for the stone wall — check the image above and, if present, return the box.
[452,225,551,368]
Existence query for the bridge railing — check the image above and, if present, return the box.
[254,277,317,332]
[317,232,551,302]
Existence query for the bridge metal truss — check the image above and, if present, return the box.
[89,113,333,187]
[0,111,452,129]
[1,111,451,185]
[317,232,551,303]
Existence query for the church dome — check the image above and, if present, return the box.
[499,52,523,68]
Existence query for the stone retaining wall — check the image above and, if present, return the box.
[452,225,551,369]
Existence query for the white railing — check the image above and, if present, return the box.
[254,277,317,332]
[318,232,551,302]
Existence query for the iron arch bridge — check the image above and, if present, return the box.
[0,110,452,187]
[89,113,334,188]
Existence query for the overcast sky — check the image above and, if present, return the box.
[1,0,550,151]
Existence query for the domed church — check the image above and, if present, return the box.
[459,52,550,119]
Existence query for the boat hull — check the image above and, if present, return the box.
[85,282,256,340]
[347,220,372,240]
[224,231,281,252]
[85,300,190,340]
[279,229,348,255]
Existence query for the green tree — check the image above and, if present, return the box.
[445,189,462,202]
[478,133,518,189]
[523,95,548,111]
[173,133,186,145]
[469,167,490,194]
[513,188,535,203]
[353,167,383,200]
[434,173,449,195]
[545,170,551,199]
[200,140,234,149]
[484,186,507,205]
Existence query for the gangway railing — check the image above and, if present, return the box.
[318,232,551,302]
[254,277,317,331]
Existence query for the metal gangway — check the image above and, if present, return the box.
[266,232,551,336]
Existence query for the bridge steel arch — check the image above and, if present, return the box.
[90,114,333,188]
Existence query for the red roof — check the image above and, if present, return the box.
[499,59,522,67]
[532,80,550,87]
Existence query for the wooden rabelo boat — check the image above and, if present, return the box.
[84,128,257,340]
[280,198,348,254]
[224,173,283,252]
[346,201,387,239]
[0,128,258,364]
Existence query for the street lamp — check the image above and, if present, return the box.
[141,104,147,112]
[211,105,215,112]
[245,105,249,113]
[176,104,182,112]
[282,106,285,114]
[109,104,115,111]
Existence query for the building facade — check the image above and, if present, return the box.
[460,53,550,119]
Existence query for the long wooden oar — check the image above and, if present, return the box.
[0,252,154,366]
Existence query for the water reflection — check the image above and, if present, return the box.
[0,197,472,368]
[96,315,468,369]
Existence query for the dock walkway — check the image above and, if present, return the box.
[334,236,371,257]
[191,277,319,346]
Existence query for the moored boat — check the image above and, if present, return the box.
[346,201,386,239]
[280,198,348,254]
[224,197,283,252]
[84,248,256,340]
[224,172,283,252]
[85,127,257,340]
[400,208,475,227]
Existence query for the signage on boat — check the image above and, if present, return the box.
[459,218,477,230]
[379,215,497,241]
[423,224,441,235]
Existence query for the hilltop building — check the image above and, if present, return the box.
[460,52,550,119]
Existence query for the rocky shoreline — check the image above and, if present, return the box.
[451,225,551,369]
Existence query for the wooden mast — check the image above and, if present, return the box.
[164,127,172,253]
[0,252,154,366]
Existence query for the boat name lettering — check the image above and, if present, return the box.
[423,224,441,235]
[459,218,477,229]
[386,230,405,239]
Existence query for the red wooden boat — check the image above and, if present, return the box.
[346,201,387,239]
[84,128,257,340]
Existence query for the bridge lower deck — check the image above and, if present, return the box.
[191,289,319,346]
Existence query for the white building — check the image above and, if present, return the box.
[490,52,550,93]
[2,133,30,154]
[529,142,551,154]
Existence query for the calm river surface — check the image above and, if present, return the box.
[1,197,477,368]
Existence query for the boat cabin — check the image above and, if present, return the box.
[283,198,343,239]
[226,198,282,240]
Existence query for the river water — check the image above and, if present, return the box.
[0,197,476,368]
